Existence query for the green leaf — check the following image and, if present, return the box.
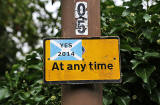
[135,66,156,83]
[103,96,113,105]
[123,73,138,84]
[120,44,132,52]
[142,79,157,94]
[123,76,137,84]
[28,65,41,70]
[110,27,117,34]
[0,88,10,100]
[131,47,142,52]
[143,52,160,59]
[132,0,142,7]
[18,92,30,101]
[130,59,142,70]
[142,29,153,41]
[121,40,142,52]
[12,64,20,71]
[115,96,131,105]
[151,89,160,104]
[30,86,42,96]
[143,14,151,22]
[34,95,45,102]
[122,10,130,17]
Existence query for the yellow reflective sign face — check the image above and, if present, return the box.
[43,37,121,84]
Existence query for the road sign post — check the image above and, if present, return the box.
[61,0,102,105]
[44,0,121,105]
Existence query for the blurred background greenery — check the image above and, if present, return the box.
[0,0,160,105]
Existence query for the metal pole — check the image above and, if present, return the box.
[61,0,102,105]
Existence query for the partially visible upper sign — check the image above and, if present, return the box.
[43,36,121,84]
[75,1,88,35]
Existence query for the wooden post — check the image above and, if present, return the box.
[61,0,101,37]
[61,0,102,105]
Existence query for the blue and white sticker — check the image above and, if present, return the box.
[50,40,82,60]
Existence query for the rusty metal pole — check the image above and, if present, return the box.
[61,0,102,105]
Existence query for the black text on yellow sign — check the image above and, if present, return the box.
[43,37,121,84]
[52,62,113,72]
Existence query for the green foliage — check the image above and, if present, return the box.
[0,0,160,105]
[101,0,160,105]
[0,52,61,105]
[0,0,61,75]
[115,96,131,105]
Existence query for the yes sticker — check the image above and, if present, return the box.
[50,40,82,60]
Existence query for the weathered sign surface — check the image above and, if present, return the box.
[43,36,121,84]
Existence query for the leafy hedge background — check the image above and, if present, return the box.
[0,0,160,105]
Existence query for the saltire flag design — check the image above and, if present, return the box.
[50,40,82,60]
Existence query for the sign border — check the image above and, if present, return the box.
[43,36,121,84]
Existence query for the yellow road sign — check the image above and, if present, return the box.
[43,36,121,84]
